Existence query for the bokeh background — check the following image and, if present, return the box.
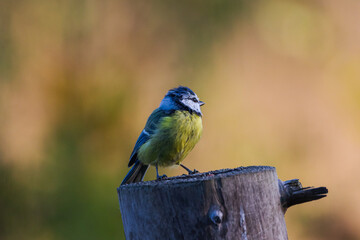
[1,0,359,239]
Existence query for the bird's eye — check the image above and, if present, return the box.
[191,97,198,102]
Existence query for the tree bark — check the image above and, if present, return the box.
[117,166,327,240]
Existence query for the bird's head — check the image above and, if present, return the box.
[159,86,205,116]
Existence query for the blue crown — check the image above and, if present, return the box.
[166,86,195,97]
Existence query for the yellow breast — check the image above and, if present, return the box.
[138,110,202,167]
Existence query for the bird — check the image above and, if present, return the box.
[121,86,205,185]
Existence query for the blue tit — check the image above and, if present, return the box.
[121,86,205,185]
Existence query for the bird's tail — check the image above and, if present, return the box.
[121,160,149,185]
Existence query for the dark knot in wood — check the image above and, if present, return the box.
[208,206,223,224]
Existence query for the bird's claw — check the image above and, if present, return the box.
[189,169,199,175]
[157,174,167,180]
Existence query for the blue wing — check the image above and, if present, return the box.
[128,108,171,167]
[128,130,150,167]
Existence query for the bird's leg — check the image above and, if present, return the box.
[156,163,167,180]
[180,164,199,175]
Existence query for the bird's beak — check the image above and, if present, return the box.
[199,101,205,106]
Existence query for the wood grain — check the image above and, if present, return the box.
[118,166,289,240]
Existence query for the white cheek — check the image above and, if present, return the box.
[183,99,201,113]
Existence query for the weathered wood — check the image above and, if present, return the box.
[118,166,295,240]
[278,179,328,212]
[118,166,328,239]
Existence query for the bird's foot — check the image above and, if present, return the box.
[156,174,167,180]
[180,164,199,175]
[183,168,199,175]
[188,169,199,175]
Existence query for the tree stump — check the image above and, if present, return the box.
[117,166,328,240]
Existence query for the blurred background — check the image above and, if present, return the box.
[1,0,359,239]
